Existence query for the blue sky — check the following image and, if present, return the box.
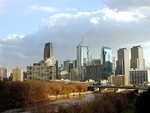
[0,0,105,37]
[0,0,150,74]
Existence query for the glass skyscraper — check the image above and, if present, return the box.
[76,41,89,67]
[101,46,113,78]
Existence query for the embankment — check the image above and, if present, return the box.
[0,80,89,112]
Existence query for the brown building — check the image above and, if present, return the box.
[111,75,125,86]
[85,65,104,82]
[130,45,145,70]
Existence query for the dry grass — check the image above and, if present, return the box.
[25,91,137,113]
[0,80,89,112]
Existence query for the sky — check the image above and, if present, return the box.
[0,0,150,74]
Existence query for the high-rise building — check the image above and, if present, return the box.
[76,40,88,67]
[116,48,129,85]
[0,67,7,81]
[44,42,54,60]
[27,57,57,81]
[101,46,112,78]
[12,66,23,81]
[64,59,75,72]
[85,65,104,82]
[112,56,116,75]
[92,59,101,65]
[129,69,150,85]
[27,42,57,81]
[130,45,145,70]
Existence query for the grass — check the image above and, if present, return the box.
[0,80,89,112]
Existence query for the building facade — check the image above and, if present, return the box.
[85,65,104,82]
[112,56,116,75]
[129,69,150,85]
[70,67,85,81]
[111,75,125,86]
[92,59,101,65]
[63,59,76,72]
[0,67,7,81]
[130,45,145,70]
[28,42,57,81]
[76,41,88,67]
[44,42,54,60]
[101,46,113,78]
[27,57,57,81]
[12,66,23,81]
[116,48,129,85]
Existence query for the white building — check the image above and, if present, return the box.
[27,57,57,81]
[12,66,23,81]
[130,45,145,70]
[0,67,7,81]
[116,48,129,85]
[129,69,150,85]
[76,40,90,67]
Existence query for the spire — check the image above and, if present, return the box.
[82,36,83,43]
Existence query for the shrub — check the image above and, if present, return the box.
[0,80,89,112]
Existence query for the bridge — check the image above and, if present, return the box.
[87,85,150,93]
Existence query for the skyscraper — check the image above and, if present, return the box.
[44,42,54,60]
[101,46,112,78]
[116,48,129,85]
[0,67,7,81]
[76,40,88,67]
[130,45,145,70]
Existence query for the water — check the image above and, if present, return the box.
[2,92,96,113]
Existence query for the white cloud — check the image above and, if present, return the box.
[3,34,25,41]
[43,8,146,28]
[30,5,58,12]
[90,17,100,24]
[101,8,145,22]
[102,0,150,10]
[1,3,150,73]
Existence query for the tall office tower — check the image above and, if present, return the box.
[101,46,112,78]
[86,48,92,65]
[44,42,54,60]
[76,40,88,67]
[0,67,7,81]
[64,59,75,72]
[12,66,23,81]
[130,45,145,70]
[112,56,116,75]
[116,48,129,85]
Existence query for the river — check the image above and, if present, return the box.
[2,92,97,113]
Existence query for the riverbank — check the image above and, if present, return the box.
[48,91,93,100]
[3,90,138,113]
[2,86,140,113]
[0,80,89,112]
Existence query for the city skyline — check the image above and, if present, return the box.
[0,0,150,73]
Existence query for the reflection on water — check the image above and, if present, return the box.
[2,92,97,113]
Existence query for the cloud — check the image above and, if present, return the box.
[101,8,145,22]
[102,0,150,10]
[1,6,150,73]
[90,17,101,24]
[42,8,145,29]
[30,5,58,12]
[102,0,150,21]
[3,34,25,41]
